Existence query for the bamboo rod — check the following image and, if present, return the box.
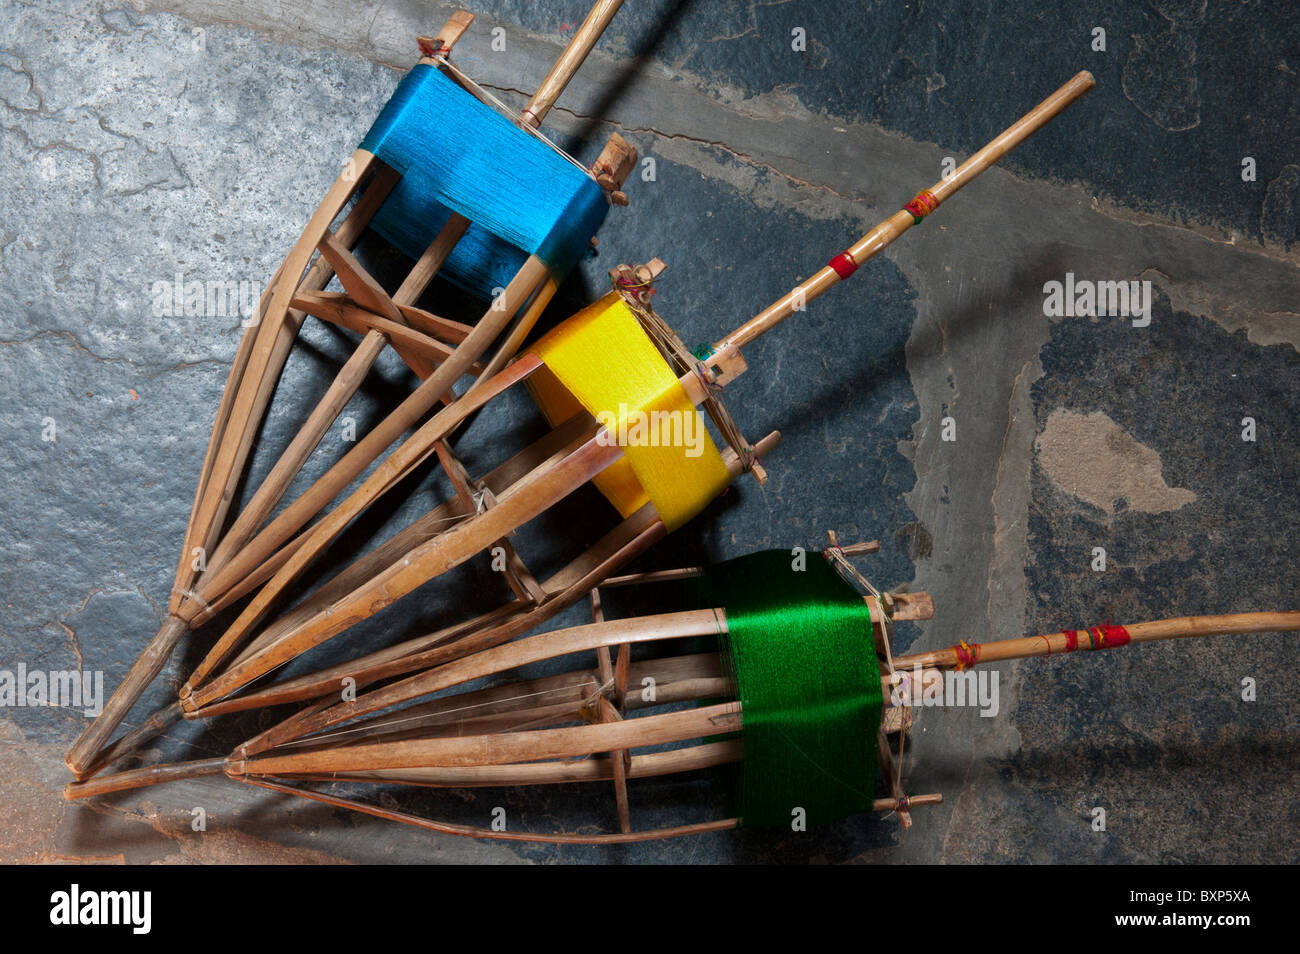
[391,301,473,343]
[64,758,227,800]
[469,276,562,386]
[181,349,549,698]
[227,433,778,752]
[520,0,625,128]
[894,611,1300,671]
[394,216,472,304]
[710,71,1094,357]
[289,740,743,788]
[290,294,484,375]
[183,259,552,638]
[232,703,741,775]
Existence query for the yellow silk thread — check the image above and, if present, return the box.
[527,294,730,531]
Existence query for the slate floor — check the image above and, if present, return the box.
[1,0,1297,864]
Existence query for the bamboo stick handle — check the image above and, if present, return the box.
[711,70,1094,356]
[65,615,188,779]
[520,0,625,128]
[894,610,1300,671]
[63,757,226,800]
[80,701,183,779]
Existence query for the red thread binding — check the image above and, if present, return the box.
[828,251,858,279]
[1063,630,1080,653]
[1091,623,1130,649]
[903,189,940,220]
[952,639,980,670]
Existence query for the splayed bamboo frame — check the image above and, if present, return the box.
[69,69,1098,785]
[65,539,1300,844]
[66,2,638,778]
[175,71,1097,713]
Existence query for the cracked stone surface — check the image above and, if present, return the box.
[1,0,1297,864]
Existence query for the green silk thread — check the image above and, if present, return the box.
[694,550,883,828]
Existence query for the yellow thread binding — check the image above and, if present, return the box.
[527,294,730,531]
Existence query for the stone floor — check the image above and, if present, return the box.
[1,0,1296,864]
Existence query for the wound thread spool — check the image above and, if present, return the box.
[526,293,731,531]
[359,64,610,300]
[695,551,883,828]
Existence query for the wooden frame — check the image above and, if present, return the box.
[65,539,1300,843]
[161,70,1099,731]
[67,2,636,778]
[72,67,1095,782]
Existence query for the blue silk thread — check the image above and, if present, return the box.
[360,64,609,299]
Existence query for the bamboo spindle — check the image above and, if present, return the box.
[183,0,637,637]
[89,606,1290,797]
[710,70,1095,360]
[185,0,634,639]
[66,4,630,779]
[64,602,1298,840]
[248,592,1300,760]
